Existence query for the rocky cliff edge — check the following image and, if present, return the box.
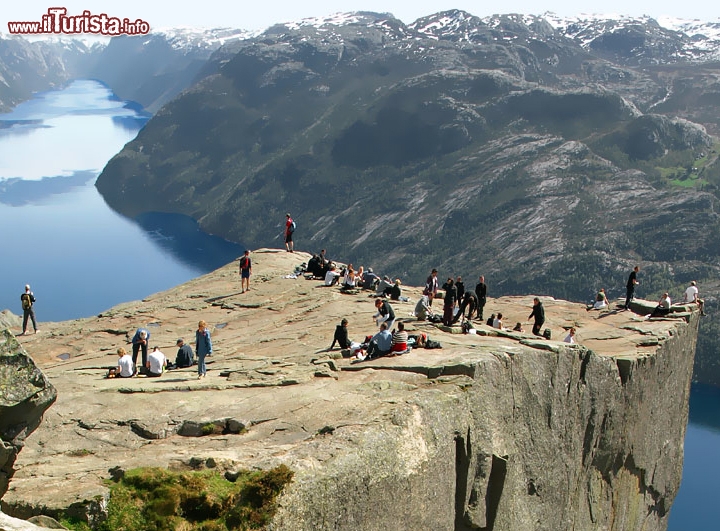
[1,249,698,530]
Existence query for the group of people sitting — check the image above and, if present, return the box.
[330,317,412,362]
[107,322,212,379]
[107,338,196,378]
[308,252,410,302]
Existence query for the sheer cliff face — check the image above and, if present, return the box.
[0,253,699,529]
[0,331,57,499]
[272,318,697,531]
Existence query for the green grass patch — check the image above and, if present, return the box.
[60,465,293,531]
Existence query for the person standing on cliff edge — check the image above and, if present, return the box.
[239,249,252,293]
[528,297,545,336]
[20,284,38,335]
[284,213,295,253]
[624,266,640,310]
[474,275,487,321]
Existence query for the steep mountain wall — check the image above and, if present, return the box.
[0,331,56,500]
[272,317,696,530]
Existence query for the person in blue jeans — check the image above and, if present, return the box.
[131,327,151,372]
[195,320,213,379]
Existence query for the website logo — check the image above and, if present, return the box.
[8,8,150,36]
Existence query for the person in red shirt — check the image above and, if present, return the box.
[284,212,295,252]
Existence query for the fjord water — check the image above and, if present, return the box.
[0,79,243,321]
[0,79,715,529]
[668,383,720,530]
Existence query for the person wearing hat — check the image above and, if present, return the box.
[20,284,38,335]
[175,338,195,368]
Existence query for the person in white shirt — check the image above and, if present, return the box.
[324,265,341,286]
[146,346,167,377]
[648,293,672,319]
[493,312,504,330]
[683,281,706,316]
[564,327,576,344]
[108,347,135,378]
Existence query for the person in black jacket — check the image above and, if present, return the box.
[474,276,487,320]
[373,298,396,330]
[455,276,465,307]
[529,298,545,336]
[329,319,352,350]
[443,278,457,326]
[453,289,477,324]
[623,266,640,310]
[174,338,195,368]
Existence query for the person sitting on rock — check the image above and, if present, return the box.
[683,281,706,316]
[588,288,608,310]
[340,267,358,292]
[648,293,672,319]
[174,338,194,368]
[329,319,352,350]
[390,322,409,355]
[375,275,394,297]
[493,312,505,330]
[486,313,496,327]
[513,322,524,332]
[564,327,577,344]
[146,346,167,377]
[414,294,433,321]
[361,268,380,290]
[365,322,393,360]
[108,347,135,378]
[324,264,341,286]
[306,254,321,278]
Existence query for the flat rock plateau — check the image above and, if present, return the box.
[1,249,699,530]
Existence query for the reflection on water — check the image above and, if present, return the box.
[135,212,245,272]
[0,79,243,322]
[0,170,96,206]
[668,383,720,530]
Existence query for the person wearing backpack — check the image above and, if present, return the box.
[239,250,252,293]
[20,284,37,335]
[284,213,295,252]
